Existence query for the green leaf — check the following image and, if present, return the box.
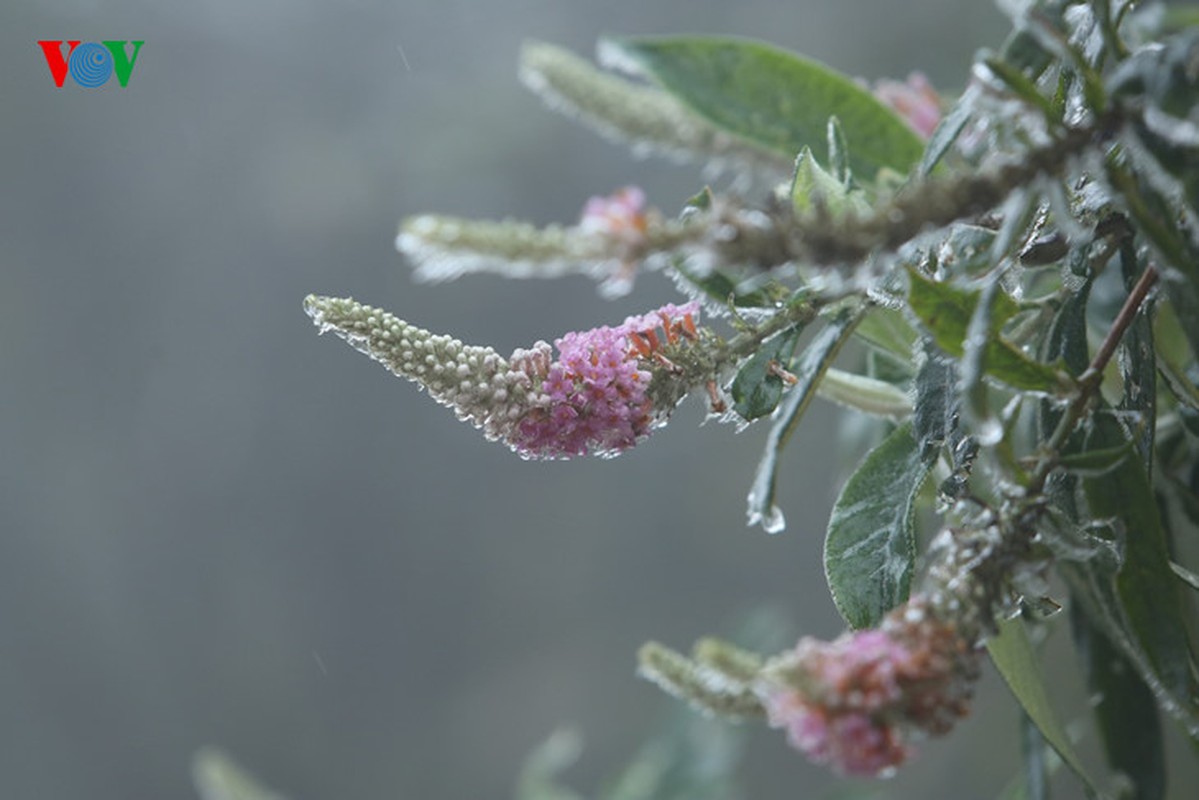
[1056,441,1132,475]
[1118,252,1157,468]
[912,340,958,461]
[672,260,778,308]
[1070,606,1166,800]
[603,36,925,178]
[942,223,999,275]
[826,116,852,185]
[791,147,847,215]
[1155,300,1199,410]
[816,368,912,419]
[854,305,918,361]
[824,421,929,629]
[983,54,1059,121]
[907,268,1066,392]
[791,147,870,218]
[919,89,974,176]
[1042,257,1093,376]
[747,310,862,532]
[519,41,792,173]
[959,276,1007,438]
[731,326,803,421]
[986,617,1101,793]
[1080,414,1195,703]
[908,266,1021,337]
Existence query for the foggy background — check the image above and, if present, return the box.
[0,1,1146,798]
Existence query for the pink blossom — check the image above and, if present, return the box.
[579,187,652,297]
[579,186,649,241]
[874,72,942,138]
[760,595,980,777]
[509,301,700,459]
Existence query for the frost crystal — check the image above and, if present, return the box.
[304,295,700,460]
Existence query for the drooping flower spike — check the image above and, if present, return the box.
[304,295,702,460]
[757,594,980,777]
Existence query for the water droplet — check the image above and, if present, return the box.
[747,501,786,534]
[975,416,1004,446]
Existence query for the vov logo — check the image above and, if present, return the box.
[38,41,144,88]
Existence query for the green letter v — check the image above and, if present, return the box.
[102,41,144,87]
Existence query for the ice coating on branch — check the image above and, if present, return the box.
[758,595,980,777]
[304,295,701,459]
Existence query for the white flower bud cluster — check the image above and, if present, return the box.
[304,295,548,442]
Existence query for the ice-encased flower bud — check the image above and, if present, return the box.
[304,295,701,460]
[304,295,541,445]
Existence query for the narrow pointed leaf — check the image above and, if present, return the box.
[920,87,975,176]
[986,617,1101,792]
[824,421,929,629]
[1071,606,1165,800]
[747,310,861,532]
[1081,414,1194,703]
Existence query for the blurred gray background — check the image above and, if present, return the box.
[0,1,1116,798]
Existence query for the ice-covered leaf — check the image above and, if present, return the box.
[959,276,1007,444]
[747,310,861,533]
[519,40,791,173]
[672,259,779,308]
[791,147,868,218]
[919,89,974,176]
[192,749,286,800]
[1080,414,1194,704]
[731,326,803,421]
[987,618,1101,793]
[907,268,1067,392]
[815,368,912,419]
[826,116,852,185]
[1056,441,1132,475]
[854,305,918,361]
[1154,300,1199,410]
[982,55,1059,121]
[1042,260,1093,376]
[912,340,958,461]
[601,36,925,178]
[1071,608,1166,800]
[824,421,929,629]
[1117,257,1157,468]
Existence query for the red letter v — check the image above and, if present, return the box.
[38,40,80,87]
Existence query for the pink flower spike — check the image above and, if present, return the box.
[506,301,701,460]
[759,595,981,778]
